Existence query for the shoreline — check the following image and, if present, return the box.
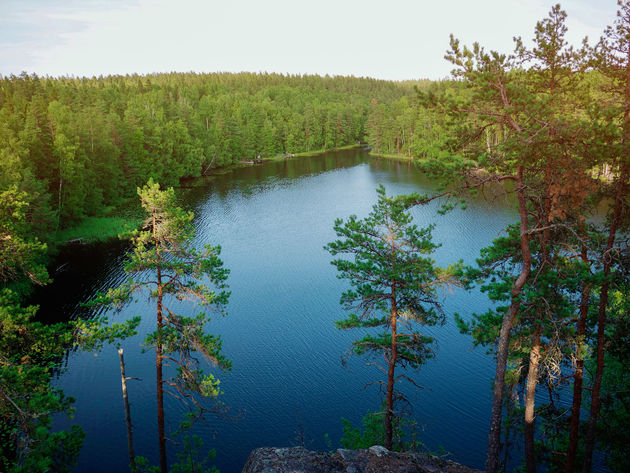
[368,150,414,161]
[56,145,416,247]
[55,144,372,247]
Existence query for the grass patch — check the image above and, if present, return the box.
[368,151,415,161]
[54,215,142,245]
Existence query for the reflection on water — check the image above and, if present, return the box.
[34,148,519,473]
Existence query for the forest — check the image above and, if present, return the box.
[1,2,629,473]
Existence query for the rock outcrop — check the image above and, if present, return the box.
[242,446,484,473]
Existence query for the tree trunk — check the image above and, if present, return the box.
[153,212,168,473]
[582,165,626,472]
[583,38,630,469]
[385,296,398,451]
[565,243,590,473]
[525,328,542,473]
[156,318,167,473]
[487,166,532,473]
[118,348,136,473]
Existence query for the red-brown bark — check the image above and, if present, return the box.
[525,329,542,473]
[565,242,590,473]
[385,293,397,451]
[487,166,532,473]
[153,212,168,473]
[583,165,627,472]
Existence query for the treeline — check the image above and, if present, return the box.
[0,72,415,235]
[365,79,462,158]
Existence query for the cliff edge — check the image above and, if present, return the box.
[242,446,485,473]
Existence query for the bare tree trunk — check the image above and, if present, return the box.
[487,166,532,473]
[583,165,626,472]
[525,329,542,473]
[565,243,590,473]
[118,348,136,473]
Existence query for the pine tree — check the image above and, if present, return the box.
[325,185,457,450]
[97,179,230,473]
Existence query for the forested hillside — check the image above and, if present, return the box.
[0,72,416,237]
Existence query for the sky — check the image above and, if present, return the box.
[0,0,621,81]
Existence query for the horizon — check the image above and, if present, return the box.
[0,0,619,82]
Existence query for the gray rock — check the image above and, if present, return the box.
[337,449,360,462]
[242,446,485,473]
[242,447,344,473]
[368,445,389,457]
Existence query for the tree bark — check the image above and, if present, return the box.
[118,348,136,473]
[156,318,166,473]
[153,212,168,473]
[385,298,398,451]
[565,243,590,473]
[582,165,626,472]
[487,166,532,473]
[525,328,542,473]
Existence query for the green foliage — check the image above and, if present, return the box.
[326,185,459,448]
[0,72,415,236]
[341,411,388,450]
[462,220,585,364]
[133,413,219,473]
[0,182,86,472]
[95,178,230,414]
[53,215,142,244]
[168,434,218,473]
[74,316,141,351]
[340,408,420,452]
[412,5,630,472]
[591,284,630,473]
[0,187,50,287]
[0,289,84,473]
[326,185,458,367]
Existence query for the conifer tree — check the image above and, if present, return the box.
[419,6,592,471]
[582,2,630,470]
[325,185,457,450]
[0,189,82,473]
[97,179,230,473]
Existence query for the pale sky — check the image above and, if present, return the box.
[0,0,620,81]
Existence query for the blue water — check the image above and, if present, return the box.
[39,149,517,472]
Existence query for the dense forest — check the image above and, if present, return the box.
[0,71,418,235]
[1,2,629,473]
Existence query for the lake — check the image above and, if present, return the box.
[35,148,519,473]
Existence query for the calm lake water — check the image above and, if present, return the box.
[35,148,520,472]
